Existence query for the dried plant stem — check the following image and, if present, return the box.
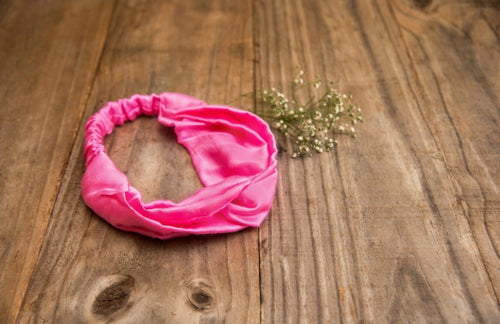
[230,66,363,158]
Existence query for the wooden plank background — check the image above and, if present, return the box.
[1,0,498,322]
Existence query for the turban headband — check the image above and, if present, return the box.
[82,93,278,239]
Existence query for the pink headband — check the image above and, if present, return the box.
[82,93,278,239]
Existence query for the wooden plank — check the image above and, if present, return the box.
[391,0,500,300]
[16,0,258,322]
[255,0,499,322]
[0,1,114,322]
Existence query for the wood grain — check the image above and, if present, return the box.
[1,0,498,322]
[16,0,258,322]
[0,1,114,321]
[256,0,499,322]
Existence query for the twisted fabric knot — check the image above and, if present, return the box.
[82,93,278,239]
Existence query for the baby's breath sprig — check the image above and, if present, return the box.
[257,66,363,158]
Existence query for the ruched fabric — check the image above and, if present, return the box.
[82,93,278,239]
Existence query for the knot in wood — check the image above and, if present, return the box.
[413,0,432,10]
[186,279,216,311]
[92,275,135,316]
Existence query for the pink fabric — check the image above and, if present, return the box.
[82,93,278,239]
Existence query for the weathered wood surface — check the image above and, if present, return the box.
[256,0,500,322]
[0,1,115,322]
[1,0,499,322]
[12,0,259,323]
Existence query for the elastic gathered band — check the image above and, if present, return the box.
[82,93,278,239]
